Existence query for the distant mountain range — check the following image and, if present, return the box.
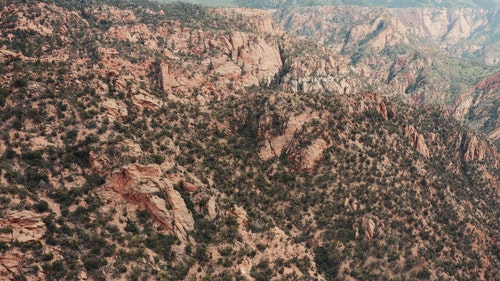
[157,0,500,8]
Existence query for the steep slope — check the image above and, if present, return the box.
[0,0,499,281]
[274,5,500,143]
[168,0,500,9]
[452,72,500,149]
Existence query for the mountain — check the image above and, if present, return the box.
[158,0,500,9]
[452,72,500,149]
[0,0,499,280]
[273,5,500,145]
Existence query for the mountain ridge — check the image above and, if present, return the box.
[157,0,500,9]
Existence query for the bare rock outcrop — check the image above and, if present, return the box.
[259,113,312,161]
[463,134,485,161]
[132,90,163,110]
[0,48,24,61]
[218,8,281,35]
[405,125,430,158]
[156,16,283,96]
[452,72,500,143]
[362,218,376,240]
[379,101,388,120]
[165,188,195,236]
[105,164,194,239]
[89,151,111,176]
[102,98,128,120]
[0,210,46,243]
[206,197,217,220]
[181,180,198,193]
[232,205,248,227]
[0,251,25,281]
[290,139,329,173]
[461,133,498,162]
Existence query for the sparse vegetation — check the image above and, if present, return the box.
[0,0,497,280]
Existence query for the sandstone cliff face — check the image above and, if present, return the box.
[392,8,499,64]
[102,98,128,120]
[276,6,499,65]
[95,7,285,98]
[105,164,194,240]
[259,112,314,161]
[217,8,282,35]
[452,72,500,145]
[0,211,46,280]
[0,251,39,281]
[0,210,46,243]
[158,28,282,94]
[460,133,498,162]
[362,218,376,240]
[289,138,328,173]
[405,125,431,158]
[274,6,499,108]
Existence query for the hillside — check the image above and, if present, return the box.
[273,5,500,145]
[0,0,499,280]
[158,0,500,9]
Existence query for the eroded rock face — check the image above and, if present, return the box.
[159,29,282,94]
[0,212,47,279]
[218,8,281,35]
[105,164,194,239]
[165,188,195,236]
[461,133,498,162]
[362,218,376,240]
[206,197,217,220]
[0,210,46,243]
[290,138,329,173]
[132,90,163,110]
[405,125,430,158]
[392,8,496,63]
[232,205,248,227]
[452,72,500,144]
[259,113,312,161]
[181,180,198,193]
[464,134,485,161]
[102,98,128,120]
[0,251,27,281]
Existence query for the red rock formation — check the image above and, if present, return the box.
[181,180,198,193]
[461,133,498,162]
[232,205,248,226]
[105,164,194,239]
[0,210,46,243]
[102,98,128,120]
[379,101,388,120]
[0,251,26,281]
[131,90,163,110]
[362,218,376,240]
[206,197,217,220]
[452,72,500,143]
[290,138,329,173]
[405,125,430,158]
[259,112,313,161]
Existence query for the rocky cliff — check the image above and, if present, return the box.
[392,8,498,64]
[274,5,500,140]
[452,72,500,148]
